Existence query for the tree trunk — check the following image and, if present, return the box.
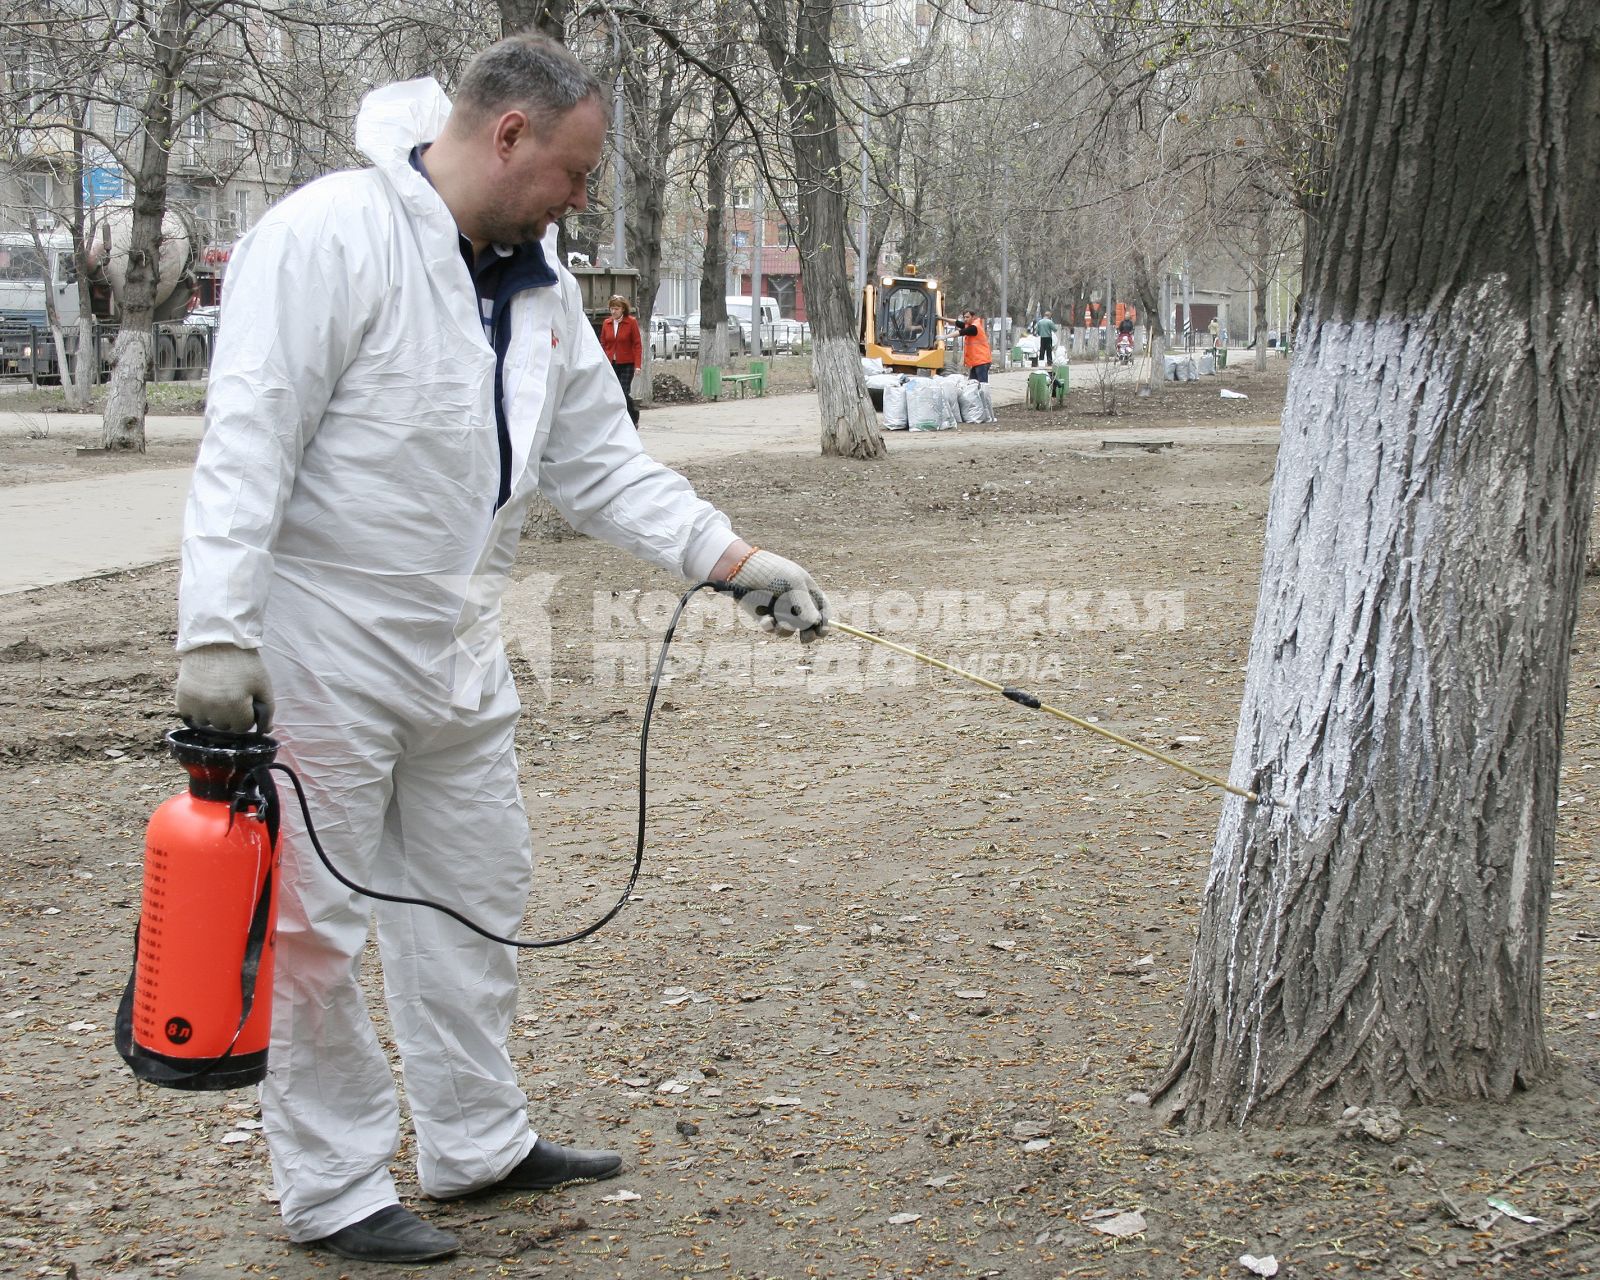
[1253,210,1273,372]
[1130,249,1165,395]
[757,0,883,459]
[496,0,568,39]
[624,47,677,407]
[102,0,186,452]
[696,82,732,383]
[1158,0,1600,1129]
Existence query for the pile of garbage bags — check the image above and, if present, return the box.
[863,363,995,430]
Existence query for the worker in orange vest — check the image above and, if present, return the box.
[939,309,993,382]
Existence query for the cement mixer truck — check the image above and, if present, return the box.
[0,205,214,383]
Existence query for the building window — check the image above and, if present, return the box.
[732,186,753,209]
[731,231,749,249]
[233,188,250,230]
[22,172,52,212]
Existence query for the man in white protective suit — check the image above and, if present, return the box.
[174,34,828,1265]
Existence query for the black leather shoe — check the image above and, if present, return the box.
[496,1136,623,1192]
[312,1205,460,1263]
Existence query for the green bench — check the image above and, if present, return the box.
[701,361,767,401]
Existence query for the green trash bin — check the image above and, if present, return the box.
[701,366,722,399]
[1010,345,1024,365]
[1214,347,1228,369]
[1051,365,1068,404]
[1026,370,1051,409]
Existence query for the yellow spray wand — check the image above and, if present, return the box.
[828,619,1275,808]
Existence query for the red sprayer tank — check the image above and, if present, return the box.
[115,728,280,1090]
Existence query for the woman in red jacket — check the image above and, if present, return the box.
[600,295,643,426]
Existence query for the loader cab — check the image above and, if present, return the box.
[861,272,945,375]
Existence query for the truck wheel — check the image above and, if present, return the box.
[181,336,207,380]
[154,333,179,382]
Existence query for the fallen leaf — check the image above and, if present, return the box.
[1084,1209,1146,1237]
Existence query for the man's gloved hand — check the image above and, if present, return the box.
[730,550,830,643]
[176,643,275,733]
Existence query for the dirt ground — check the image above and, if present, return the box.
[5,365,1600,1280]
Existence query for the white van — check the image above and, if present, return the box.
[725,295,808,353]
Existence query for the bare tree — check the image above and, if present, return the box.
[695,70,736,378]
[1157,0,1600,1128]
[2,1,481,448]
[754,0,881,458]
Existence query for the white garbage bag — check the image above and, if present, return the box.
[933,376,962,429]
[882,380,909,428]
[905,378,945,431]
[861,357,885,377]
[957,378,996,423]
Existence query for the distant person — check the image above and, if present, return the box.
[600,294,642,426]
[1208,316,1220,347]
[939,309,992,382]
[1035,311,1056,366]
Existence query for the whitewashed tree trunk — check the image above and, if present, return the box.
[101,0,187,452]
[72,312,98,406]
[695,76,732,396]
[757,0,883,459]
[1158,0,1600,1129]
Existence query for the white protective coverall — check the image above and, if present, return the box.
[177,80,737,1240]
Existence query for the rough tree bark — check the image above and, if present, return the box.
[101,0,186,452]
[1129,248,1166,395]
[496,0,569,39]
[1157,0,1600,1128]
[1253,210,1272,372]
[622,44,679,405]
[695,79,733,381]
[756,0,882,459]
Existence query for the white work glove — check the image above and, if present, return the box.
[176,643,275,733]
[730,550,830,643]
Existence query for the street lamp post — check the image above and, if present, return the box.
[611,21,626,269]
[857,104,869,295]
[752,177,764,354]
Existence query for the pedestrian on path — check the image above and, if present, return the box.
[600,293,642,426]
[174,34,828,1266]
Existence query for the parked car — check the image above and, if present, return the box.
[650,315,686,360]
[752,317,810,354]
[683,313,748,357]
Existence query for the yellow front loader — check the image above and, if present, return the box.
[860,272,946,375]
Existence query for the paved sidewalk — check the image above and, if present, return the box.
[0,365,1267,597]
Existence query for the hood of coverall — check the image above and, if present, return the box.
[354,78,454,206]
